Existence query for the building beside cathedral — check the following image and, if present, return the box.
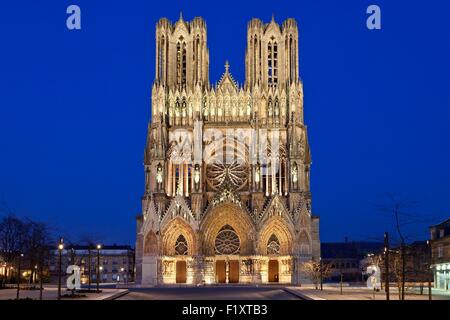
[135,14,320,285]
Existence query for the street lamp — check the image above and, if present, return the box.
[427,240,432,300]
[16,253,24,300]
[57,238,64,300]
[87,244,92,291]
[34,265,38,285]
[96,244,102,292]
[384,232,390,301]
[319,258,323,291]
[120,267,125,284]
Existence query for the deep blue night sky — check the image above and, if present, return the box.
[0,1,449,246]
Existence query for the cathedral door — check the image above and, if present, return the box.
[176,261,187,283]
[216,260,226,283]
[268,260,279,283]
[229,260,239,283]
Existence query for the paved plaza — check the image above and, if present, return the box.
[0,285,127,300]
[1,284,449,300]
[118,286,300,300]
[286,285,450,300]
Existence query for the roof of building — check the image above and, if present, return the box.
[50,244,134,251]
[321,241,384,259]
[430,218,450,228]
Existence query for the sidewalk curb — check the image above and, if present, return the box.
[103,289,130,300]
[283,288,326,300]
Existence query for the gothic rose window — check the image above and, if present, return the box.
[215,225,240,255]
[267,234,280,255]
[207,160,248,190]
[175,235,188,255]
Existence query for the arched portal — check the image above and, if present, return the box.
[201,203,255,256]
[161,217,196,256]
[258,217,294,255]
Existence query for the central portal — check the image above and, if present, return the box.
[229,260,239,283]
[215,260,240,283]
[216,260,226,283]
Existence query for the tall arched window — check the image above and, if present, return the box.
[175,165,180,195]
[273,42,278,86]
[289,36,295,81]
[268,42,273,85]
[175,235,188,255]
[253,36,258,83]
[194,36,200,83]
[182,43,187,86]
[177,42,182,85]
[159,36,165,81]
[177,39,187,87]
[268,41,278,87]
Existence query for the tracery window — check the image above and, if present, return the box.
[253,36,258,82]
[176,39,187,87]
[215,225,240,255]
[177,42,181,84]
[206,143,249,191]
[268,40,278,87]
[267,234,280,255]
[175,235,188,255]
[158,37,164,81]
[268,42,272,84]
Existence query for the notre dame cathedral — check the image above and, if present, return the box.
[135,14,320,285]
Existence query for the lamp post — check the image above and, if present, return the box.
[427,240,432,300]
[384,232,390,300]
[57,238,64,300]
[120,267,125,284]
[16,253,23,300]
[319,258,323,291]
[96,244,101,292]
[33,265,38,285]
[87,245,92,291]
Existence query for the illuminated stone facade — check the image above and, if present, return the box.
[135,14,320,285]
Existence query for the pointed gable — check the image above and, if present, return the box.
[217,61,238,93]
[258,194,292,225]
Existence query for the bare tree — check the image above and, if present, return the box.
[303,261,332,290]
[79,234,99,291]
[0,212,27,285]
[376,193,421,300]
[23,219,54,299]
[1,202,54,298]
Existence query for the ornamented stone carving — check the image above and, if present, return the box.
[207,161,249,191]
